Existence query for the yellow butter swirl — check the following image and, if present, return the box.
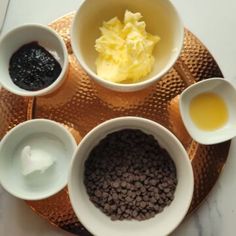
[95,10,160,83]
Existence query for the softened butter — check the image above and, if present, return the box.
[95,10,160,83]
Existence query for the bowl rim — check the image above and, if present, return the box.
[70,0,184,91]
[68,116,194,236]
[0,118,77,200]
[0,23,69,97]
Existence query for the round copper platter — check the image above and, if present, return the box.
[0,13,230,235]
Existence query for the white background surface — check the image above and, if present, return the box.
[1,0,236,235]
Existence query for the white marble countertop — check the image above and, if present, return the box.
[1,0,236,235]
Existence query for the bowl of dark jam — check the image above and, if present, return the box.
[0,24,69,96]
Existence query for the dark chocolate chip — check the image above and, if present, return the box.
[84,129,177,221]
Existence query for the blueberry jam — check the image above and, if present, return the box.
[9,42,62,91]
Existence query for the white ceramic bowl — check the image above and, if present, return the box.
[0,119,77,200]
[0,24,69,96]
[179,78,236,145]
[71,0,184,92]
[68,117,194,236]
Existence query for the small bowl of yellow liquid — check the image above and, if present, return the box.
[179,78,236,145]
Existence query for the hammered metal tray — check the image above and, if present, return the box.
[0,13,230,235]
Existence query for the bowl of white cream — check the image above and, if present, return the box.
[71,0,184,92]
[0,119,77,200]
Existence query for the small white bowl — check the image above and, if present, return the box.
[71,0,184,92]
[179,78,236,145]
[68,117,194,236]
[0,24,69,97]
[0,119,77,200]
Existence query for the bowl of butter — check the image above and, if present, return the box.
[71,0,184,92]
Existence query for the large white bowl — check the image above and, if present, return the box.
[71,0,184,92]
[68,117,194,236]
[0,119,77,200]
[0,24,69,96]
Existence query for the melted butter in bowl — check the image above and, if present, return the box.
[179,78,236,145]
[189,92,228,131]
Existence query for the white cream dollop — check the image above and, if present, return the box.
[21,145,55,176]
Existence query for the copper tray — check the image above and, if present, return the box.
[0,13,230,235]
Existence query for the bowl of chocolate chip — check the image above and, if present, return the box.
[0,24,68,96]
[68,117,194,236]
